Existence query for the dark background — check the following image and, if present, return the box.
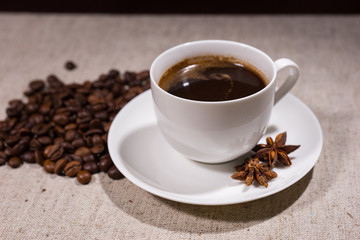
[1,0,359,14]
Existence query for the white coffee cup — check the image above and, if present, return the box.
[150,40,299,164]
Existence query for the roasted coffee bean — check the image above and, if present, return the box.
[5,135,20,147]
[34,150,44,165]
[82,154,95,162]
[25,102,39,114]
[53,137,64,145]
[54,158,67,175]
[29,80,45,92]
[83,161,99,174]
[64,161,82,177]
[76,170,91,184]
[63,154,82,164]
[74,146,90,157]
[38,136,52,146]
[31,123,51,136]
[98,154,113,172]
[9,142,28,156]
[90,144,104,154]
[29,113,45,124]
[64,129,77,142]
[39,101,52,115]
[77,110,92,124]
[0,157,6,166]
[43,143,64,161]
[43,159,55,173]
[71,138,85,148]
[53,113,69,126]
[61,142,75,154]
[92,134,104,146]
[84,128,103,137]
[47,74,64,88]
[6,100,24,118]
[0,151,7,166]
[64,123,77,131]
[89,119,103,129]
[17,127,31,137]
[54,125,65,136]
[29,138,42,150]
[21,151,35,163]
[94,111,108,121]
[8,157,22,168]
[4,147,11,156]
[65,61,77,70]
[107,165,124,180]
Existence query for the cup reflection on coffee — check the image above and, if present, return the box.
[150,40,299,164]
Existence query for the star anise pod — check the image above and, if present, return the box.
[231,158,277,188]
[253,132,300,167]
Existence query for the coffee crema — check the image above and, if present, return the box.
[159,55,268,101]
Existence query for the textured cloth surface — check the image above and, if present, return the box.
[0,14,359,239]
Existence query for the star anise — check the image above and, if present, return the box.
[253,132,300,167]
[231,158,277,188]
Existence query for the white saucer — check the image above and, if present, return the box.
[108,90,322,205]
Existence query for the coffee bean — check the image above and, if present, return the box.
[82,154,95,162]
[77,170,91,184]
[0,157,6,166]
[31,123,51,136]
[107,165,124,180]
[53,113,69,126]
[38,136,52,146]
[74,146,90,157]
[6,99,24,118]
[84,128,103,137]
[65,61,77,70]
[8,157,22,168]
[91,134,104,146]
[29,80,45,92]
[90,144,104,155]
[71,138,85,148]
[43,143,64,161]
[89,119,103,129]
[83,161,99,174]
[21,151,35,163]
[29,113,45,124]
[98,154,113,172]
[64,129,77,142]
[39,101,52,115]
[64,123,77,131]
[26,102,39,114]
[64,161,82,177]
[5,135,20,147]
[0,151,7,166]
[54,158,67,175]
[10,142,28,156]
[34,150,44,165]
[17,127,31,137]
[47,74,64,88]
[43,159,55,173]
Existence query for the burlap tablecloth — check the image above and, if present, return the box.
[0,14,359,239]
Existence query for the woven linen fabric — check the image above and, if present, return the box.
[0,14,359,239]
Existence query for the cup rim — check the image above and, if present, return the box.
[150,40,277,104]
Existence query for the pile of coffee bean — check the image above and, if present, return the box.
[0,67,150,184]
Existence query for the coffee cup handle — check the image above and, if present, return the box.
[274,58,300,104]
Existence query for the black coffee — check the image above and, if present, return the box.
[159,55,267,101]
